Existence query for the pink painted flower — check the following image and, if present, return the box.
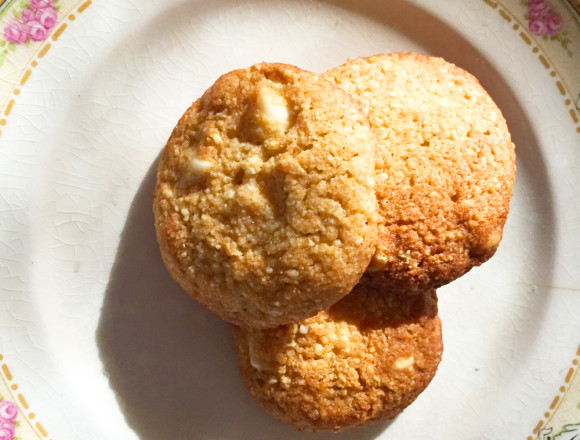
[3,19,28,44]
[35,7,58,30]
[0,401,17,422]
[0,422,14,437]
[20,7,36,22]
[546,13,563,35]
[528,0,550,19]
[26,20,48,42]
[529,17,548,35]
[0,427,14,440]
[30,0,55,9]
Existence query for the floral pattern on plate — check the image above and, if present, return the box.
[522,0,574,55]
[0,0,577,439]
[0,0,60,67]
[0,397,18,440]
[3,0,58,44]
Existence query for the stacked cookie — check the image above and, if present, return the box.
[153,53,516,432]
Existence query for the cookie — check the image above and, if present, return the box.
[233,286,443,432]
[324,52,516,292]
[154,63,377,328]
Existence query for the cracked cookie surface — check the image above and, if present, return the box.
[233,285,443,432]
[154,63,377,328]
[324,52,516,293]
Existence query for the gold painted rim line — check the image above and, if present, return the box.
[499,1,578,106]
[491,3,580,433]
[487,2,580,430]
[0,1,578,438]
[0,0,92,138]
[0,353,51,439]
[480,1,580,436]
[562,0,580,26]
[0,1,577,134]
[0,2,93,438]
[485,0,580,133]
[526,344,580,439]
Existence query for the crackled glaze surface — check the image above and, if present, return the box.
[0,0,578,439]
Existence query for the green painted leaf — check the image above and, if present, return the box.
[553,423,580,440]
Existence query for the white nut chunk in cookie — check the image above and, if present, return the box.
[255,85,290,131]
[392,356,415,370]
[188,157,213,175]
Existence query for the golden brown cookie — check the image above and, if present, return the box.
[324,52,516,292]
[154,63,377,328]
[233,286,443,432]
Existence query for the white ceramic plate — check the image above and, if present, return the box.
[1,0,579,439]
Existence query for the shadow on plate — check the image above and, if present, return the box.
[96,160,390,440]
[97,0,555,438]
